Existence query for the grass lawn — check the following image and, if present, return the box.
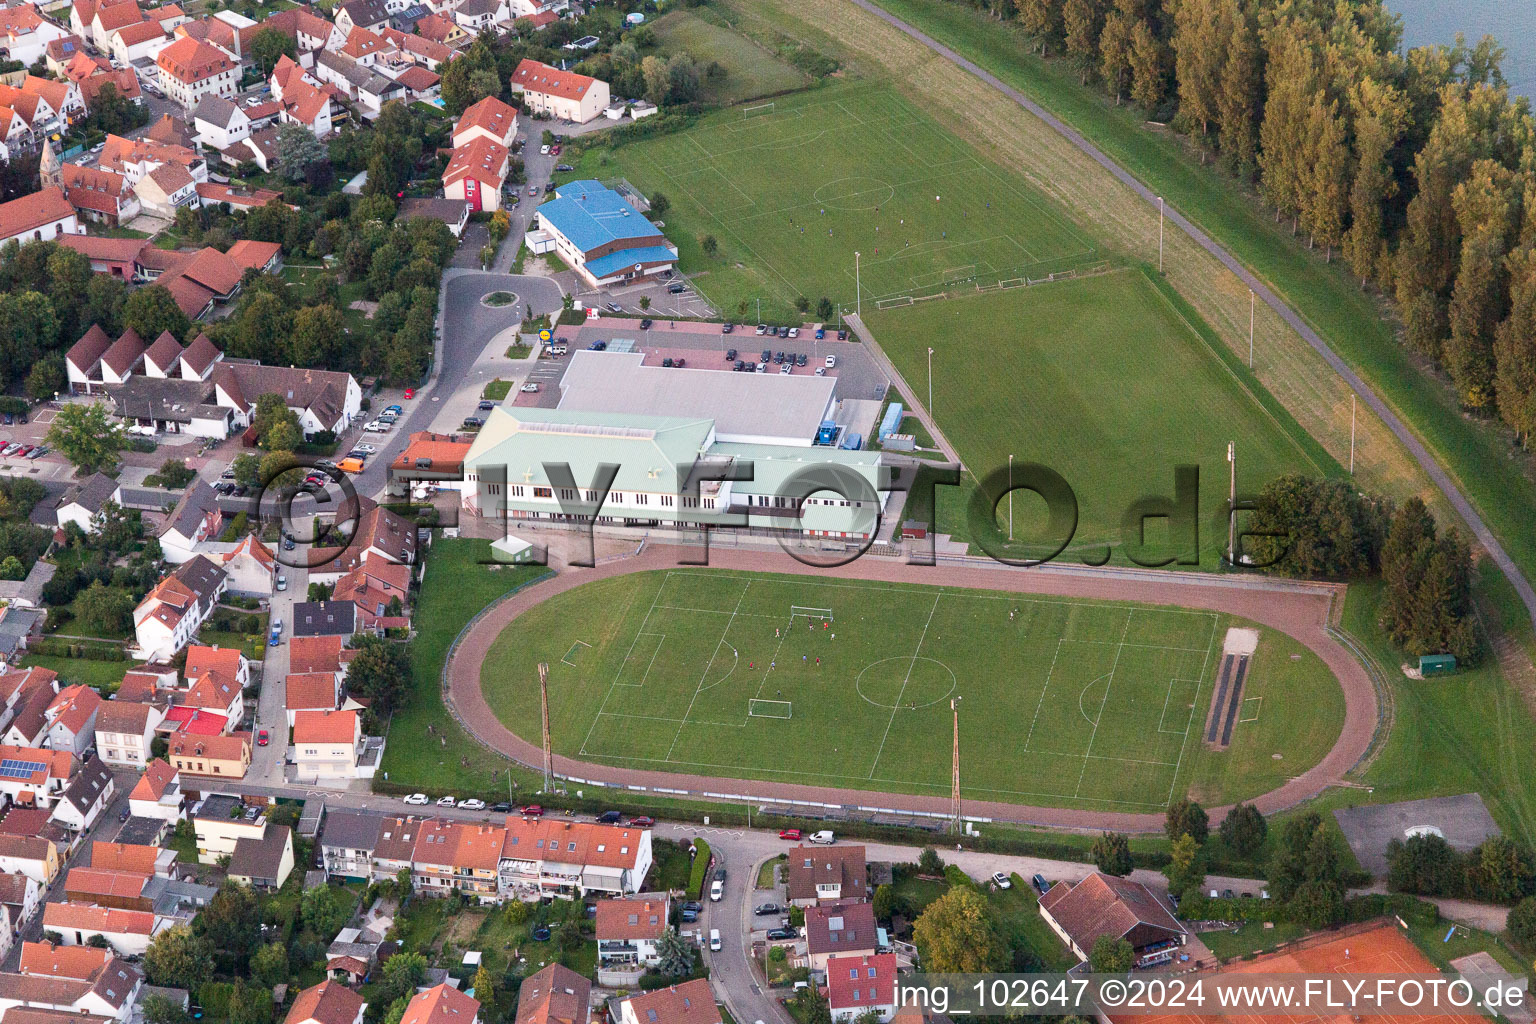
[652,8,808,106]
[1199,920,1309,961]
[378,538,551,798]
[651,839,694,892]
[574,79,1098,322]
[868,267,1336,565]
[479,568,1343,811]
[756,854,785,889]
[19,654,127,693]
[483,379,511,400]
[993,874,1073,970]
[506,343,533,359]
[857,0,1536,643]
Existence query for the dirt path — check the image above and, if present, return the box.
[443,547,1376,832]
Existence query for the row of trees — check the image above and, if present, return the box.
[1247,475,1481,662]
[1386,832,1536,904]
[984,0,1536,444]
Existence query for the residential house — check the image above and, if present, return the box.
[131,555,226,661]
[509,58,608,123]
[291,602,357,638]
[227,823,294,889]
[54,473,122,533]
[451,0,504,33]
[370,815,424,882]
[825,954,896,1023]
[441,135,507,213]
[66,327,141,394]
[515,964,589,1024]
[156,35,237,109]
[803,901,877,975]
[399,984,480,1024]
[498,817,653,899]
[615,980,718,1024]
[214,535,276,596]
[786,846,866,907]
[0,946,142,1021]
[192,94,249,152]
[40,904,160,958]
[333,0,388,34]
[90,842,175,877]
[288,635,350,681]
[55,163,140,227]
[285,673,341,726]
[293,710,362,781]
[453,94,515,148]
[0,747,73,810]
[50,762,115,833]
[95,701,165,768]
[126,760,181,821]
[0,7,72,67]
[190,794,263,862]
[411,819,503,900]
[157,481,221,564]
[318,810,382,881]
[62,868,152,912]
[0,187,80,247]
[0,873,40,951]
[397,198,468,237]
[0,835,58,887]
[134,161,198,218]
[167,731,250,780]
[393,64,439,101]
[0,671,60,748]
[285,981,365,1024]
[595,895,669,967]
[42,686,102,757]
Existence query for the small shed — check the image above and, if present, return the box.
[900,520,927,540]
[1420,653,1457,678]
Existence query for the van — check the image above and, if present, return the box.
[710,878,723,902]
[338,457,364,473]
[709,929,721,951]
[807,830,835,845]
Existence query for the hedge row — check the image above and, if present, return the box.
[687,838,711,900]
[29,638,125,661]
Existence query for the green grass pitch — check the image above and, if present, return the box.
[866,267,1341,566]
[571,81,1098,320]
[480,569,1345,810]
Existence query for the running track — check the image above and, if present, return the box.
[443,546,1376,831]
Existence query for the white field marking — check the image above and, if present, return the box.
[1073,609,1135,798]
[1165,612,1223,807]
[663,578,752,761]
[867,591,944,778]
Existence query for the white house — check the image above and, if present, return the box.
[0,745,74,810]
[0,7,72,68]
[131,556,226,662]
[192,95,250,151]
[42,903,162,958]
[509,58,608,124]
[95,700,166,768]
[55,473,123,535]
[616,980,718,1024]
[293,709,361,780]
[42,685,101,757]
[0,187,81,248]
[157,480,221,564]
[210,535,276,596]
[49,759,115,832]
[595,896,669,967]
[127,759,182,822]
[156,35,237,110]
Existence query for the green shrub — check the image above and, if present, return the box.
[686,839,711,899]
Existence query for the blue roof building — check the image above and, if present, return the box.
[535,180,678,288]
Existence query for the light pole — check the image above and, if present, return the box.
[1008,453,1013,542]
[854,251,861,319]
[927,346,934,415]
[1157,196,1165,273]
[1248,288,1255,367]
[1349,394,1356,474]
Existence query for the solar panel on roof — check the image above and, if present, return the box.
[0,757,45,779]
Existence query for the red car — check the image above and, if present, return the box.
[628,816,655,827]
[404,388,415,399]
[550,144,561,155]
[257,729,269,746]
[522,804,544,817]
[779,829,801,841]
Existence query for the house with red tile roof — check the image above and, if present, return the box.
[166,730,250,779]
[42,685,102,757]
[498,818,653,900]
[41,903,160,958]
[442,134,508,213]
[515,964,589,1024]
[155,34,236,109]
[1037,871,1185,964]
[286,980,365,1024]
[453,94,515,149]
[0,7,71,68]
[285,672,341,727]
[824,953,897,1023]
[126,759,181,821]
[803,901,877,974]
[0,187,80,248]
[131,556,226,662]
[399,984,480,1024]
[412,820,504,899]
[53,163,140,227]
[510,58,608,123]
[0,747,74,811]
[62,866,152,912]
[294,710,362,780]
[616,980,718,1024]
[595,895,669,966]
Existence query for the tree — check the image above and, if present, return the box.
[1092,832,1133,876]
[872,883,895,921]
[654,927,695,976]
[74,581,133,636]
[144,925,214,989]
[701,234,718,256]
[650,192,670,216]
[1245,475,1391,578]
[289,305,345,368]
[912,886,1006,972]
[199,882,261,962]
[252,393,302,449]
[228,980,271,1024]
[152,458,196,489]
[250,26,298,75]
[377,951,428,1004]
[639,296,651,311]
[816,297,834,320]
[1380,499,1481,663]
[1127,20,1166,112]
[1268,812,1323,903]
[382,999,410,1024]
[1099,12,1134,103]
[1164,833,1203,899]
[1385,834,1463,896]
[276,121,324,183]
[122,284,190,342]
[250,942,289,989]
[1062,0,1104,81]
[1496,246,1536,447]
[231,453,263,488]
[25,354,66,401]
[1214,0,1259,176]
[1219,803,1267,857]
[1165,798,1208,844]
[1465,836,1535,904]
[917,848,945,875]
[1089,934,1134,973]
[143,995,191,1024]
[301,884,350,938]
[1508,896,1536,950]
[472,964,495,1005]
[46,402,127,474]
[345,635,410,718]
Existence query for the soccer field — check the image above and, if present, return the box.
[579,81,1098,318]
[481,570,1344,810]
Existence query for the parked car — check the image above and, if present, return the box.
[353,443,377,454]
[257,729,269,746]
[597,810,622,823]
[522,804,544,816]
[385,404,403,414]
[668,283,685,294]
[755,324,768,335]
[725,348,737,361]
[807,830,835,845]
[26,446,46,459]
[540,144,550,155]
[437,795,457,807]
[460,799,487,811]
[681,908,698,923]
[787,327,799,338]
[555,164,573,172]
[815,327,825,339]
[404,388,416,399]
[709,879,723,902]
[607,301,623,312]
[363,419,390,432]
[550,144,561,155]
[640,319,652,329]
[991,872,1012,889]
[767,927,797,941]
[682,901,702,913]
[708,929,721,951]
[404,793,429,805]
[478,400,496,411]
[628,816,655,827]
[276,575,287,591]
[462,417,484,429]
[778,829,801,840]
[722,323,735,333]
[520,383,539,393]
[754,903,781,916]
[491,802,513,813]
[528,185,539,196]
[1031,874,1050,894]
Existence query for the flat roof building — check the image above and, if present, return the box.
[535,180,676,289]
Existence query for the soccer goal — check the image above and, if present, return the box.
[748,699,793,719]
[790,605,834,623]
[741,101,775,119]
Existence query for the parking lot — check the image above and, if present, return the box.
[569,272,717,320]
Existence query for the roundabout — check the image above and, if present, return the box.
[443,544,1376,830]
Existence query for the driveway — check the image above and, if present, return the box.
[249,561,307,785]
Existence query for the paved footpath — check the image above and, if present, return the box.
[443,545,1376,832]
[842,0,1536,634]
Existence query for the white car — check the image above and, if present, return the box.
[787,327,799,338]
[276,575,287,591]
[807,830,835,845]
[437,795,457,807]
[825,355,837,368]
[709,929,721,951]
[540,144,551,155]
[710,879,723,902]
[403,793,429,805]
[353,443,377,454]
[991,872,1012,889]
[460,799,487,811]
[363,419,390,432]
[521,383,539,393]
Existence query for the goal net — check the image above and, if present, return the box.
[741,101,775,118]
[790,605,834,622]
[748,699,793,719]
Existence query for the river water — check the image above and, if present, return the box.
[1386,0,1536,100]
